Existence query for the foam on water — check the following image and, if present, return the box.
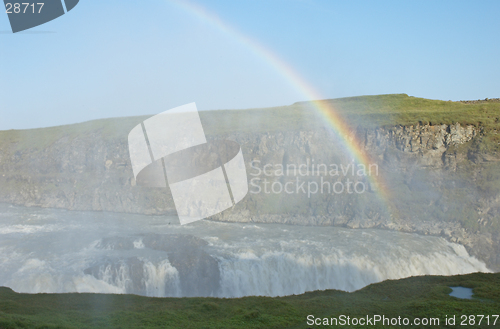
[210,231,489,297]
[0,224,62,234]
[143,260,181,297]
[0,203,491,298]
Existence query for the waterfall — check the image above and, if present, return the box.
[0,204,490,298]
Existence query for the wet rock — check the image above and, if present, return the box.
[84,257,146,295]
[87,234,220,297]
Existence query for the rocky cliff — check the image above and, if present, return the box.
[0,98,499,270]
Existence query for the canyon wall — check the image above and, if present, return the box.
[0,119,499,270]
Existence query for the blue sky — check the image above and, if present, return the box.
[1,0,499,130]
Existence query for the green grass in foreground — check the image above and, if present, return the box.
[0,272,499,328]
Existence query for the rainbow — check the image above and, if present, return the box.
[169,0,390,202]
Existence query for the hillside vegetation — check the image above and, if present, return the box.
[1,94,499,152]
[0,272,498,329]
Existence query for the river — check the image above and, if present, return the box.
[0,203,489,298]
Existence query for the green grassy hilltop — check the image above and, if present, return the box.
[0,272,499,329]
[1,94,499,152]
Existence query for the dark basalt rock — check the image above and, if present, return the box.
[85,234,220,297]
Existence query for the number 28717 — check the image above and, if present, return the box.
[5,3,44,14]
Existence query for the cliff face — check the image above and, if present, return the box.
[0,119,499,270]
[0,123,478,211]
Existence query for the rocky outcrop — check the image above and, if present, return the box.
[365,123,477,153]
[84,234,220,297]
[458,98,500,104]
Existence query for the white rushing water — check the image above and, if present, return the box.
[0,203,490,298]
